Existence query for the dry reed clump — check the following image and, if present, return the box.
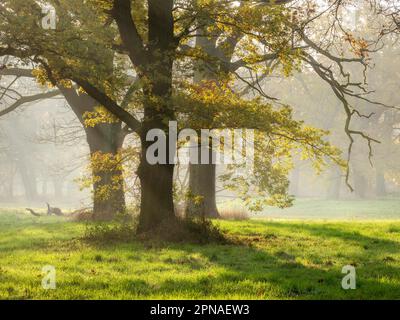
[219,207,250,221]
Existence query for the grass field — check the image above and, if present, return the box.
[0,202,400,300]
[219,197,400,220]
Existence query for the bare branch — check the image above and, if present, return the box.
[0,90,61,117]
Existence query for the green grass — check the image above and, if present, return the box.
[250,198,400,220]
[1,207,400,300]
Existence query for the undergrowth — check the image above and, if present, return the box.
[83,215,229,245]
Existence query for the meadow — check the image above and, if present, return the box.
[0,200,400,300]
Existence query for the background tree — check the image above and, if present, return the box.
[0,63,130,219]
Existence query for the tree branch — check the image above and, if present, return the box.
[0,68,34,78]
[0,90,61,117]
[112,0,148,70]
[73,78,142,133]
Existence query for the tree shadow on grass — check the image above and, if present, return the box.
[77,226,400,299]
[110,240,400,299]
[0,213,82,253]
[175,220,399,297]
[74,219,400,299]
[0,224,81,253]
[3,240,400,300]
[261,221,400,254]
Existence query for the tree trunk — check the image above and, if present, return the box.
[86,123,126,221]
[3,174,14,199]
[4,180,13,199]
[136,0,177,232]
[289,167,300,196]
[326,167,342,200]
[187,160,219,218]
[3,161,15,199]
[375,168,386,197]
[187,139,219,218]
[60,87,127,220]
[53,178,64,200]
[186,136,220,218]
[41,179,48,197]
[17,157,38,202]
[186,31,222,219]
[137,157,175,233]
[353,170,367,199]
[79,0,177,230]
[136,120,176,232]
